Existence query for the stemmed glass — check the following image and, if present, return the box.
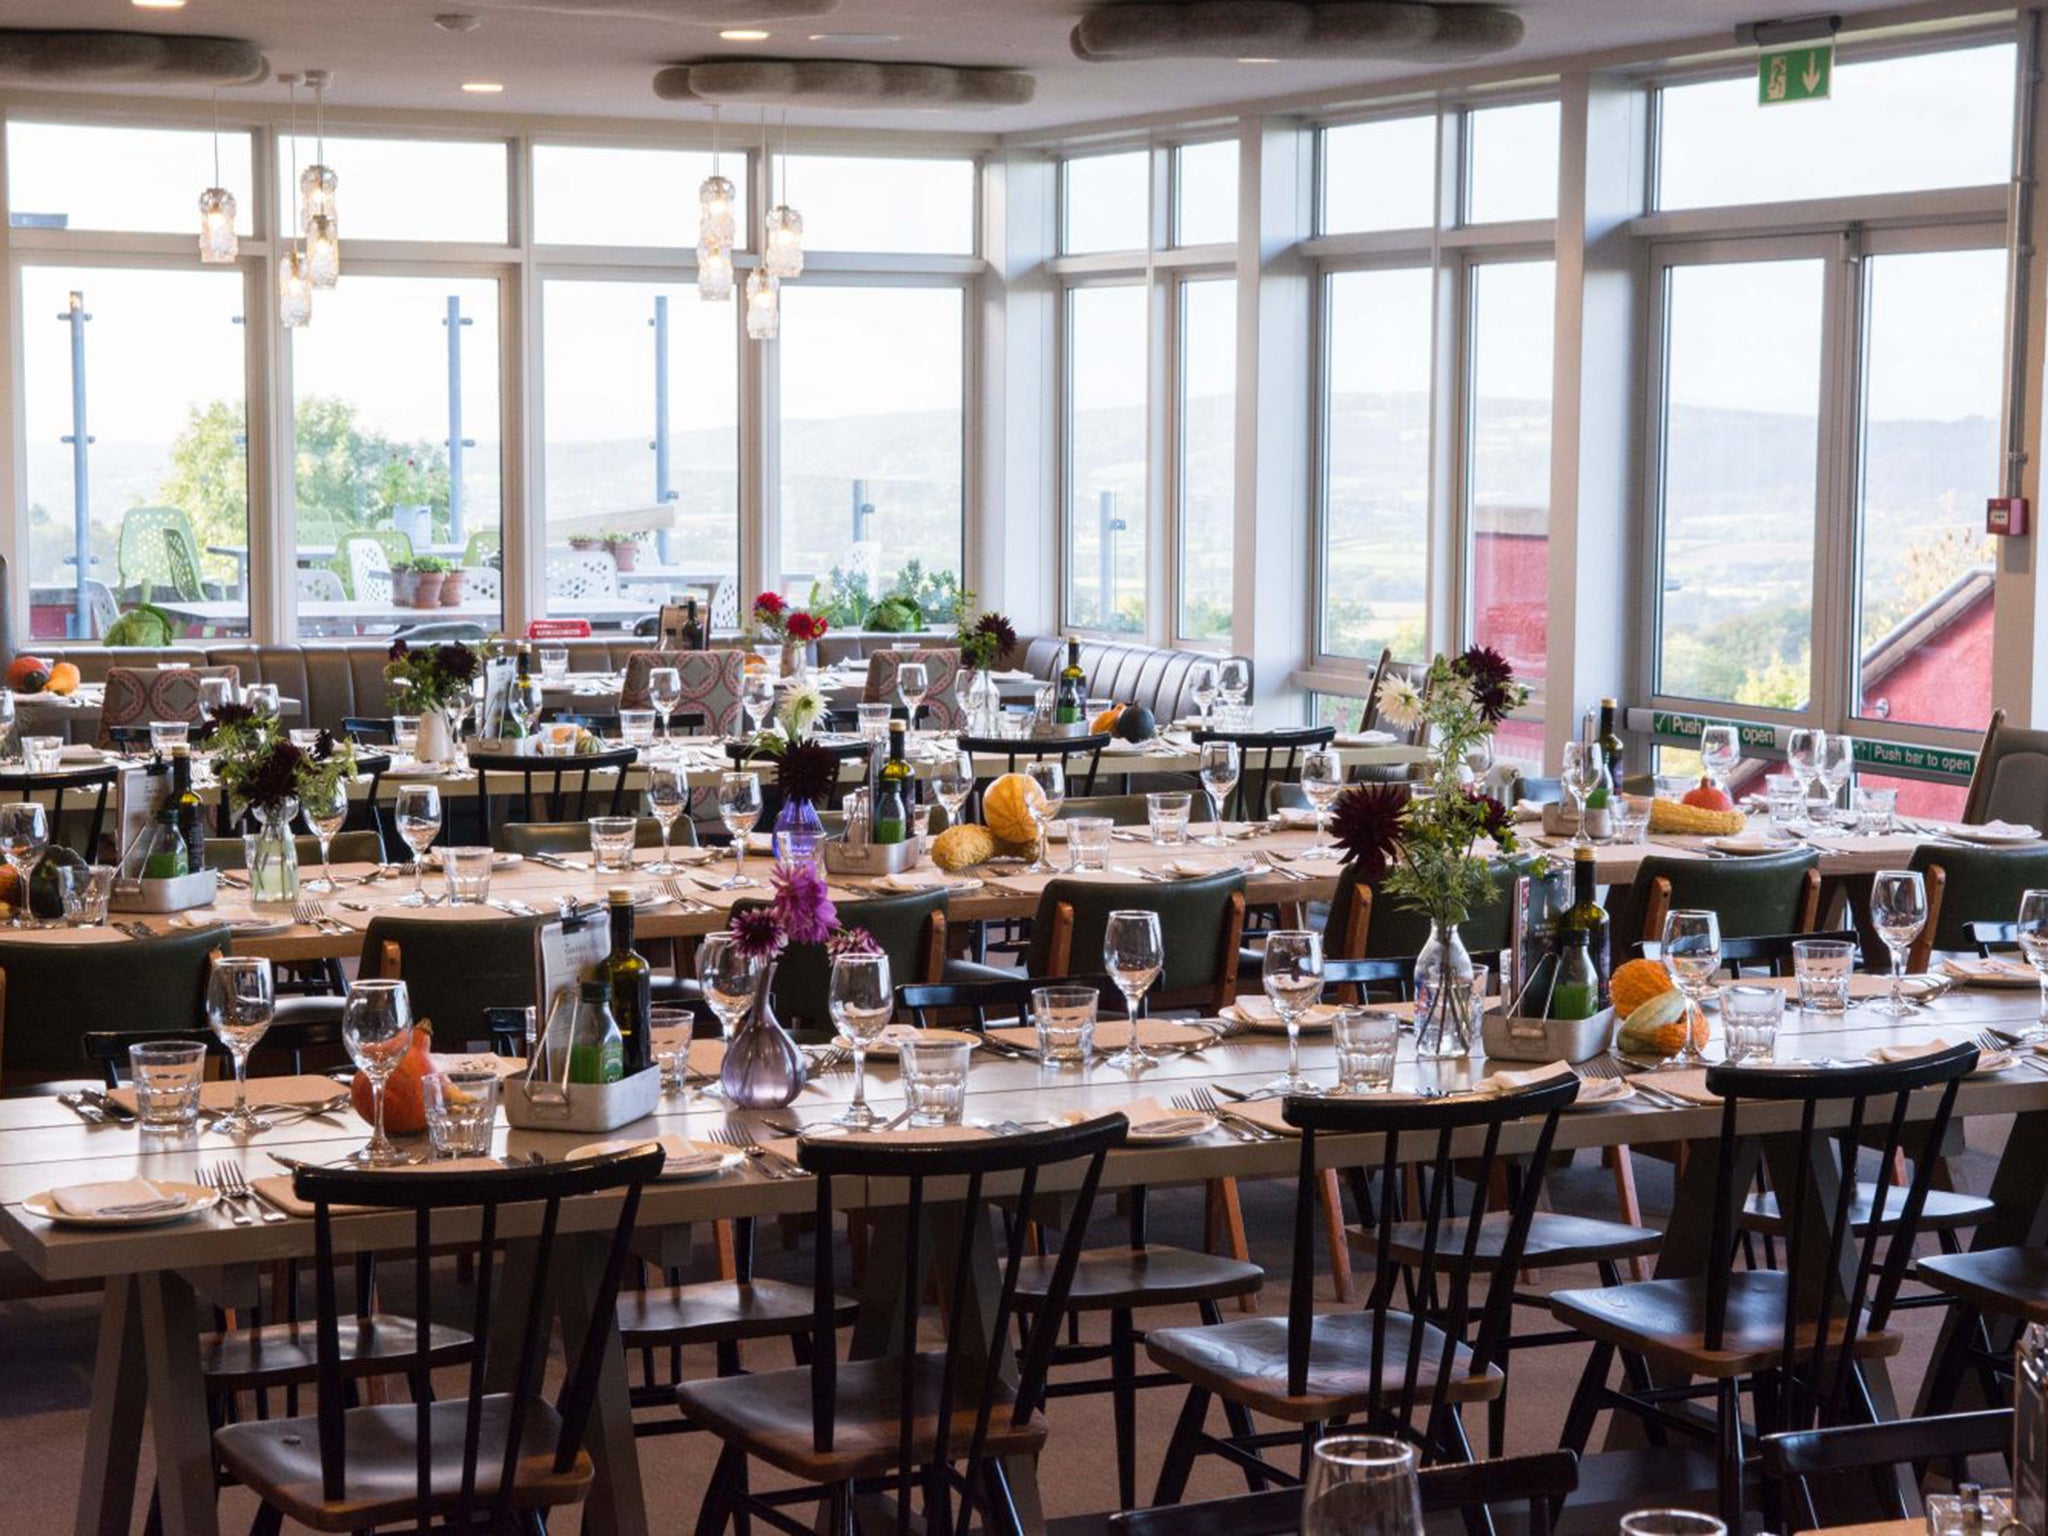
[931,751,974,832]
[1699,725,1740,790]
[305,778,349,893]
[394,785,442,907]
[1218,658,1251,710]
[0,803,48,928]
[897,663,930,735]
[244,683,281,719]
[647,764,689,873]
[1786,728,1825,823]
[1301,747,1345,855]
[1301,1436,1422,1536]
[1261,930,1326,1095]
[2014,889,2048,1042]
[718,771,762,888]
[0,692,16,763]
[1189,664,1218,728]
[648,667,684,743]
[343,978,414,1166]
[698,934,761,1043]
[1816,735,1854,826]
[1022,760,1064,873]
[1198,740,1240,845]
[1659,910,1721,1066]
[509,672,544,739]
[206,956,275,1137]
[741,672,776,738]
[954,668,987,731]
[198,675,236,727]
[1561,742,1604,848]
[828,952,893,1129]
[1871,869,1928,1017]
[1103,910,1164,1072]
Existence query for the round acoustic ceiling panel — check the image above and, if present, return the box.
[479,0,838,18]
[654,59,1036,109]
[1070,2,1523,62]
[0,30,268,86]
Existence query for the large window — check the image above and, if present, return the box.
[277,135,509,243]
[7,122,254,236]
[1320,115,1437,234]
[20,266,249,639]
[289,275,504,639]
[1063,151,1150,254]
[1466,261,1555,690]
[1177,278,1236,640]
[1065,284,1149,632]
[541,280,739,630]
[780,156,975,254]
[1173,141,1238,247]
[532,145,742,247]
[777,285,965,622]
[1320,267,1434,661]
[1465,101,1560,223]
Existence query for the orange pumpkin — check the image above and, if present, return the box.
[982,772,1047,845]
[351,1020,438,1135]
[1090,702,1125,735]
[1680,776,1735,813]
[1609,957,1677,1019]
[44,662,79,697]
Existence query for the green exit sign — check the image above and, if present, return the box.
[1759,42,1833,105]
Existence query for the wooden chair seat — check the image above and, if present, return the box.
[1144,1310,1503,1424]
[1013,1245,1264,1311]
[1354,1210,1662,1270]
[1916,1246,2048,1326]
[618,1278,857,1346]
[1740,1184,1994,1237]
[1548,1273,1905,1380]
[213,1397,590,1532]
[675,1354,1047,1482]
[200,1316,472,1392]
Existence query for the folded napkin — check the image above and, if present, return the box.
[568,1134,729,1178]
[1626,1069,1722,1106]
[1710,834,1800,855]
[1224,997,1340,1030]
[1512,799,1546,823]
[1956,819,2044,840]
[1052,1097,1210,1138]
[51,1178,187,1218]
[1273,806,1321,828]
[58,743,105,764]
[1866,1036,1994,1067]
[1334,730,1397,748]
[1467,1062,1576,1098]
[874,871,982,894]
[1942,955,2039,987]
[1570,1076,1634,1107]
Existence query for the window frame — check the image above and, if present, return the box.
[1168,267,1237,646]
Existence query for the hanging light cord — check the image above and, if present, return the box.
[211,88,221,186]
[779,107,790,205]
[287,78,301,255]
[710,103,721,179]
[759,106,770,229]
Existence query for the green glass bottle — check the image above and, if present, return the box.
[142,806,189,881]
[504,647,534,739]
[1546,931,1600,1021]
[874,722,912,844]
[170,746,207,872]
[566,980,624,1086]
[1056,636,1086,725]
[1554,844,1611,1005]
[1597,698,1626,798]
[593,889,652,1076]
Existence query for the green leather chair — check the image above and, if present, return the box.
[1907,842,2048,970]
[500,818,699,858]
[727,887,948,1040]
[1608,846,1820,953]
[1057,792,1195,827]
[358,913,547,1044]
[1327,858,1523,966]
[1024,870,1247,1012]
[0,924,229,1088]
[1963,710,2048,829]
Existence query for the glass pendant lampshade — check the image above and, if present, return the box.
[306,214,340,288]
[698,242,734,303]
[744,267,779,341]
[764,205,804,279]
[698,173,736,247]
[278,250,313,328]
[198,187,238,263]
[299,163,338,233]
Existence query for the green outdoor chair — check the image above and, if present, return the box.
[1025,870,1247,1013]
[1907,842,2048,970]
[728,887,948,1040]
[463,530,501,569]
[0,924,229,1088]
[116,506,211,604]
[1608,846,1821,953]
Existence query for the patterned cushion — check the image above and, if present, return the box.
[619,650,745,736]
[97,665,241,748]
[862,648,965,731]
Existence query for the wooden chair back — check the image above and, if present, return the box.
[1190,725,1337,823]
[470,745,634,845]
[957,734,1111,815]
[1760,1408,2010,1532]
[1026,871,1246,1013]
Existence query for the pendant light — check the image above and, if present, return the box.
[279,78,312,327]
[763,109,804,281]
[744,110,780,340]
[302,71,340,288]
[197,89,238,264]
[697,105,735,302]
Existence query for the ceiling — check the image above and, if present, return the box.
[0,0,2002,136]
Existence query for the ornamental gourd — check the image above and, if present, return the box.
[982,772,1046,845]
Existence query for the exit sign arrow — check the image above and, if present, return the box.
[1759,40,1833,105]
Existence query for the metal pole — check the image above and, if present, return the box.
[59,292,92,638]
[443,295,475,548]
[851,478,873,545]
[651,295,676,563]
[1098,490,1125,628]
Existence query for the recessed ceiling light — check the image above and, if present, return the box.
[132,0,188,9]
[461,80,505,93]
[1236,56,1278,63]
[720,28,770,40]
[807,32,901,43]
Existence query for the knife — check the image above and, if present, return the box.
[80,1089,137,1124]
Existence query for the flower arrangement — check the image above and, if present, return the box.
[956,595,1020,671]
[779,682,827,738]
[751,591,790,639]
[384,638,480,713]
[202,705,358,815]
[728,861,843,959]
[785,611,828,645]
[743,736,841,807]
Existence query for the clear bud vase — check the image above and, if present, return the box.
[245,799,301,905]
[719,965,808,1109]
[1413,919,1475,1058]
[772,797,825,867]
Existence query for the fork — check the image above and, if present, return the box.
[1192,1085,1276,1140]
[710,1123,798,1179]
[199,1164,253,1226]
[1173,1090,1247,1140]
[292,898,346,936]
[214,1161,287,1223]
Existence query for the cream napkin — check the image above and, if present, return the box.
[52,1179,187,1218]
[1468,1062,1576,1098]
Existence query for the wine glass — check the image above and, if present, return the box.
[1816,735,1854,826]
[1103,910,1164,1072]
[698,933,761,1045]
[828,952,893,1129]
[1022,759,1065,874]
[198,675,236,727]
[741,672,776,738]
[1660,910,1720,1066]
[1301,1435,1422,1536]
[0,803,48,929]
[648,667,684,742]
[243,683,281,719]
[393,784,442,907]
[206,956,275,1136]
[1198,740,1240,846]
[647,763,689,873]
[1699,725,1740,790]
[1301,747,1345,856]
[1217,658,1251,708]
[954,667,987,729]
[343,978,414,1165]
[1786,728,1825,822]
[931,750,974,832]
[305,778,349,893]
[509,672,544,738]
[0,692,16,763]
[897,662,930,735]
[1261,929,1326,1095]
[1189,664,1218,728]
[2015,889,2048,1042]
[1871,869,1928,1017]
[718,771,762,888]
[1561,741,1604,848]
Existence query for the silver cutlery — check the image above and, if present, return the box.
[79,1088,136,1124]
[211,1161,287,1223]
[1192,1085,1277,1139]
[1172,1090,1242,1138]
[710,1123,800,1179]
[57,1092,108,1125]
[338,899,373,913]
[199,1164,253,1225]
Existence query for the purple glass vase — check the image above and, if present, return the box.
[719,963,808,1109]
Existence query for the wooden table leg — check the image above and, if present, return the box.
[138,1271,221,1536]
[74,1273,148,1536]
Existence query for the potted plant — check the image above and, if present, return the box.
[602,530,640,573]
[384,638,483,763]
[200,705,358,904]
[439,565,468,606]
[387,560,418,608]
[408,555,451,608]
[569,534,604,553]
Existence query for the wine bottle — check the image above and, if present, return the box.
[593,889,653,1076]
[141,805,189,881]
[170,745,207,872]
[1547,931,1600,1021]
[504,648,534,739]
[683,598,706,651]
[1056,636,1086,725]
[1555,844,1610,1004]
[1597,698,1626,797]
[874,722,912,844]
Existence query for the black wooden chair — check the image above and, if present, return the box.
[470,744,634,847]
[1714,929,1860,977]
[959,734,1111,819]
[0,762,118,858]
[1190,725,1336,824]
[1917,1245,2048,1412]
[1760,1409,2012,1533]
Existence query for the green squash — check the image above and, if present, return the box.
[1113,705,1156,744]
[30,844,88,921]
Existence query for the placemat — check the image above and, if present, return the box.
[250,1156,507,1218]
[106,1072,346,1117]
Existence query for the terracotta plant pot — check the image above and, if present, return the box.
[439,570,468,607]
[411,572,445,608]
[569,537,602,552]
[608,541,638,573]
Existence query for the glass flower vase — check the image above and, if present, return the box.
[1413,919,1476,1058]
[245,799,301,905]
[773,797,825,866]
[415,707,457,765]
[719,966,808,1109]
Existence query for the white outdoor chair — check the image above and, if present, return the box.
[295,567,345,601]
[545,549,621,603]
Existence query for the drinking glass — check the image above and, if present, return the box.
[619,709,657,749]
[1720,984,1784,1064]
[1853,786,1899,835]
[342,978,413,1165]
[1262,929,1326,1095]
[1333,1009,1400,1093]
[857,702,893,749]
[1031,986,1098,1064]
[1022,760,1065,874]
[828,952,893,1129]
[58,864,114,926]
[1618,1513,1725,1536]
[1870,868,1928,1017]
[537,643,569,683]
[1066,816,1114,872]
[589,815,637,873]
[129,1041,206,1130]
[305,778,349,893]
[198,674,236,725]
[1659,910,1720,1066]
[1189,663,1219,727]
[2016,890,2048,1041]
[1301,1435,1422,1536]
[1147,791,1192,846]
[698,933,761,1044]
[1198,739,1240,845]
[646,764,689,872]
[0,802,49,928]
[1766,773,1806,834]
[206,956,275,1136]
[896,662,930,734]
[1103,909,1164,1072]
[955,667,989,729]
[149,720,190,756]
[0,692,15,761]
[391,713,421,760]
[243,683,281,719]
[423,1070,499,1158]
[1786,727,1825,818]
[1816,734,1854,825]
[1561,741,1604,848]
[1217,658,1251,707]
[717,772,763,888]
[1698,725,1739,789]
[1792,937,1855,1014]
[1301,746,1345,855]
[394,784,442,907]
[439,846,493,904]
[647,667,684,742]
[900,1038,972,1127]
[931,751,974,831]
[741,673,776,736]
[22,736,61,774]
